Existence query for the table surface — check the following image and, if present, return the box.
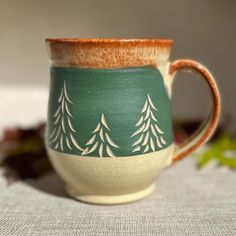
[0,86,236,236]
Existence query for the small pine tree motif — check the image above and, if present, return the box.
[81,113,119,157]
[49,81,83,152]
[131,94,167,154]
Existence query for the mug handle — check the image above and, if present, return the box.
[169,59,221,162]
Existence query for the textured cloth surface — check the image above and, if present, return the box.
[0,86,236,235]
[0,158,236,236]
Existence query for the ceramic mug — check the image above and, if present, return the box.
[45,38,220,205]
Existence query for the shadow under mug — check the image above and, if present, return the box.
[45,38,220,205]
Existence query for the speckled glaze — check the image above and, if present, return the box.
[46,38,172,69]
[46,38,220,205]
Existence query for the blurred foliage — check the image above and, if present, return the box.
[0,123,52,182]
[198,134,236,169]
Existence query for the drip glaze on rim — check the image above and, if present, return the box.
[46,38,173,68]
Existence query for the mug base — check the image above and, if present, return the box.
[66,183,156,205]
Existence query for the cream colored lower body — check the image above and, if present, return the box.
[47,145,174,205]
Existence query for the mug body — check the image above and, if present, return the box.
[46,39,174,204]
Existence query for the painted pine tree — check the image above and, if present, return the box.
[48,81,83,152]
[131,94,167,153]
[81,113,119,157]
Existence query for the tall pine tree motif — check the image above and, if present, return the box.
[131,94,167,153]
[49,81,83,152]
[81,113,119,157]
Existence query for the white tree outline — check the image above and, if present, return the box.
[49,81,83,152]
[131,94,167,153]
[81,113,119,157]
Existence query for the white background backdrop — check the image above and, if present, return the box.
[0,0,235,130]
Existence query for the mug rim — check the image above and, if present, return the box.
[45,38,173,46]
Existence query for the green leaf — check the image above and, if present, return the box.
[198,149,214,168]
[197,134,236,170]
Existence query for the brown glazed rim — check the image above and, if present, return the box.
[45,38,173,47]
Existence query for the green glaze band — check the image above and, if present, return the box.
[47,66,173,157]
